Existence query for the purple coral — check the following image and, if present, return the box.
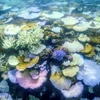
[8,69,18,83]
[53,49,66,61]
[8,62,48,89]
[16,69,48,89]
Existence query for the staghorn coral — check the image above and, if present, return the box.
[16,26,43,50]
[0,53,9,73]
[2,36,16,49]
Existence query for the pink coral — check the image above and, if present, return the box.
[16,69,48,89]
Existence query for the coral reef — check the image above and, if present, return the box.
[0,1,100,99]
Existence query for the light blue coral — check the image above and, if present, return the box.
[77,59,100,86]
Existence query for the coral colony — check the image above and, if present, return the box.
[0,0,100,99]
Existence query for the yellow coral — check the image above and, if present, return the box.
[89,36,100,43]
[50,72,62,83]
[21,23,37,31]
[27,56,39,67]
[85,47,95,57]
[81,43,95,57]
[16,56,39,71]
[81,43,92,53]
[16,63,28,71]
[62,66,79,77]
[50,72,72,90]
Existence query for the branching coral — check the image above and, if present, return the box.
[0,53,9,72]
[16,26,43,50]
[2,36,16,49]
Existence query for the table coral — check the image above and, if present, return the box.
[61,82,84,98]
[62,66,79,77]
[16,56,39,71]
[77,59,100,86]
[16,69,48,89]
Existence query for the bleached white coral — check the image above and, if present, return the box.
[16,26,43,50]
[70,53,84,66]
[61,16,78,25]
[77,59,100,86]
[2,36,16,49]
[61,82,84,98]
[4,24,21,35]
[62,40,84,52]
